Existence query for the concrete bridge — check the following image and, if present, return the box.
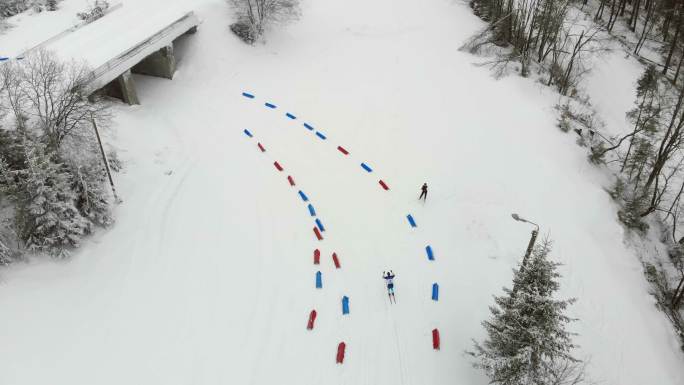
[38,4,199,105]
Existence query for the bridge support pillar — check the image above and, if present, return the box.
[102,70,139,105]
[132,44,176,80]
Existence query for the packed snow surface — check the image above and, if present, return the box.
[0,0,682,384]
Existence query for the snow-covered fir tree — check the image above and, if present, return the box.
[70,161,113,226]
[11,141,91,258]
[469,239,580,385]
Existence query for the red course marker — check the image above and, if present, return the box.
[257,142,266,152]
[314,227,324,241]
[314,249,320,264]
[337,146,349,155]
[332,252,341,269]
[274,161,284,171]
[432,329,441,350]
[336,342,346,364]
[287,175,296,186]
[379,180,390,190]
[307,310,317,330]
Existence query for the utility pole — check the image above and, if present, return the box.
[90,112,120,203]
[511,213,540,294]
[520,228,539,273]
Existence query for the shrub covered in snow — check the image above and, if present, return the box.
[0,0,60,17]
[227,0,300,44]
[76,0,110,23]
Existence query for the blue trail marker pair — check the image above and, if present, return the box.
[426,245,435,261]
[298,190,309,202]
[432,283,439,301]
[308,204,316,217]
[242,92,255,98]
[361,163,373,172]
[316,271,323,288]
[407,214,417,228]
[342,296,350,315]
[243,129,253,138]
[315,218,326,232]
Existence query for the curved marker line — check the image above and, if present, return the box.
[243,101,441,342]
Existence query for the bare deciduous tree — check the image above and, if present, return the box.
[0,49,109,151]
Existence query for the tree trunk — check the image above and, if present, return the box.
[675,47,684,84]
[643,87,684,194]
[673,275,684,308]
[608,0,619,30]
[664,8,682,75]
[630,0,642,31]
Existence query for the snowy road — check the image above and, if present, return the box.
[0,0,683,384]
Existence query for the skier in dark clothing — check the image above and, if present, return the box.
[383,271,396,303]
[419,183,428,201]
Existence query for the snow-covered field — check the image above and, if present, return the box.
[0,0,683,384]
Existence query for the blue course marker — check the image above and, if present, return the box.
[407,214,417,228]
[432,283,439,301]
[315,132,327,140]
[304,123,315,131]
[243,129,253,137]
[342,296,350,315]
[286,112,297,119]
[0,57,9,62]
[298,190,309,202]
[361,163,373,172]
[315,218,326,232]
[265,102,277,109]
[426,245,435,261]
[242,92,255,98]
[316,271,322,289]
[308,204,317,217]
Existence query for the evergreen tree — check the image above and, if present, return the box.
[469,239,579,385]
[0,157,17,265]
[46,0,57,11]
[69,162,112,226]
[10,141,90,258]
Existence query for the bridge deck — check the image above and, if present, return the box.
[42,2,198,93]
